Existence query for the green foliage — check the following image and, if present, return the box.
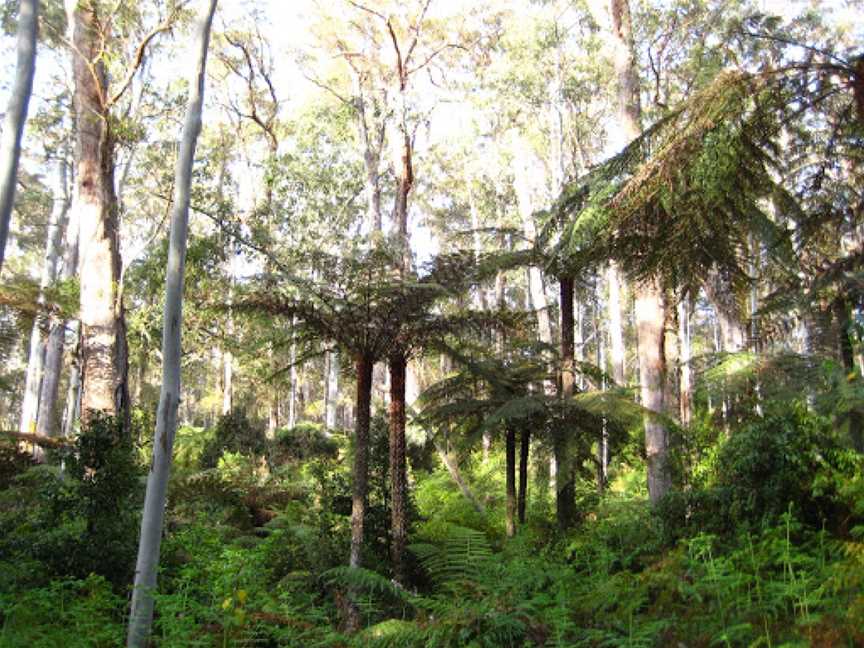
[0,415,142,591]
[199,409,267,469]
[659,405,862,539]
[0,575,125,648]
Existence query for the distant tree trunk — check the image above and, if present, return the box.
[678,296,692,426]
[221,348,233,415]
[68,1,131,430]
[127,3,216,645]
[20,157,70,446]
[288,317,298,428]
[325,350,339,430]
[517,429,530,524]
[388,353,407,583]
[0,0,39,272]
[39,197,79,439]
[607,262,626,385]
[435,440,486,514]
[61,322,81,437]
[556,276,577,528]
[835,297,864,453]
[635,277,671,504]
[704,267,747,353]
[664,301,680,419]
[505,426,516,537]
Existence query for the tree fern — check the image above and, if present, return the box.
[409,524,493,586]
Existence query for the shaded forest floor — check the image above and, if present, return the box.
[1,407,863,647]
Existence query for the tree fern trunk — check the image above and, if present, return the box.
[388,353,407,584]
[557,276,576,528]
[517,429,530,524]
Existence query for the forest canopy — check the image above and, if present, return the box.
[0,0,862,646]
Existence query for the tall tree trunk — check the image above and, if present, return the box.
[513,136,554,351]
[517,429,530,524]
[607,262,626,385]
[20,157,70,446]
[601,0,672,502]
[635,277,671,503]
[127,4,216,644]
[505,426,516,538]
[39,184,79,439]
[61,321,81,438]
[388,353,407,584]
[678,296,692,426]
[325,349,339,430]
[68,1,130,430]
[350,353,374,569]
[0,0,39,272]
[556,276,577,528]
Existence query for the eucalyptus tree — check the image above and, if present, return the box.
[66,0,182,429]
[127,1,218,645]
[0,0,39,273]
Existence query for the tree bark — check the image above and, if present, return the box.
[678,296,692,426]
[607,262,626,385]
[556,276,577,528]
[325,349,339,430]
[388,353,407,584]
[517,429,530,524]
[635,277,671,504]
[0,0,39,272]
[39,188,79,439]
[505,426,516,538]
[19,157,70,446]
[127,4,217,645]
[68,0,131,430]
[350,353,374,569]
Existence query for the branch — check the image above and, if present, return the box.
[108,21,174,106]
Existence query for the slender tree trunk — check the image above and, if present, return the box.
[68,1,131,430]
[388,353,407,583]
[61,321,81,438]
[678,296,692,426]
[517,429,530,524]
[0,0,38,272]
[350,353,374,569]
[505,426,516,538]
[635,277,671,504]
[436,440,486,514]
[19,158,69,445]
[325,350,339,430]
[513,136,554,351]
[607,262,626,385]
[127,4,216,645]
[556,276,577,528]
[39,188,79,439]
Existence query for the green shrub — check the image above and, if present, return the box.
[0,415,142,590]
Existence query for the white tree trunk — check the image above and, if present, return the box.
[325,350,339,430]
[607,261,626,385]
[512,136,553,349]
[19,157,70,445]
[127,3,217,645]
[38,190,79,439]
[0,0,39,272]
[61,321,81,438]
